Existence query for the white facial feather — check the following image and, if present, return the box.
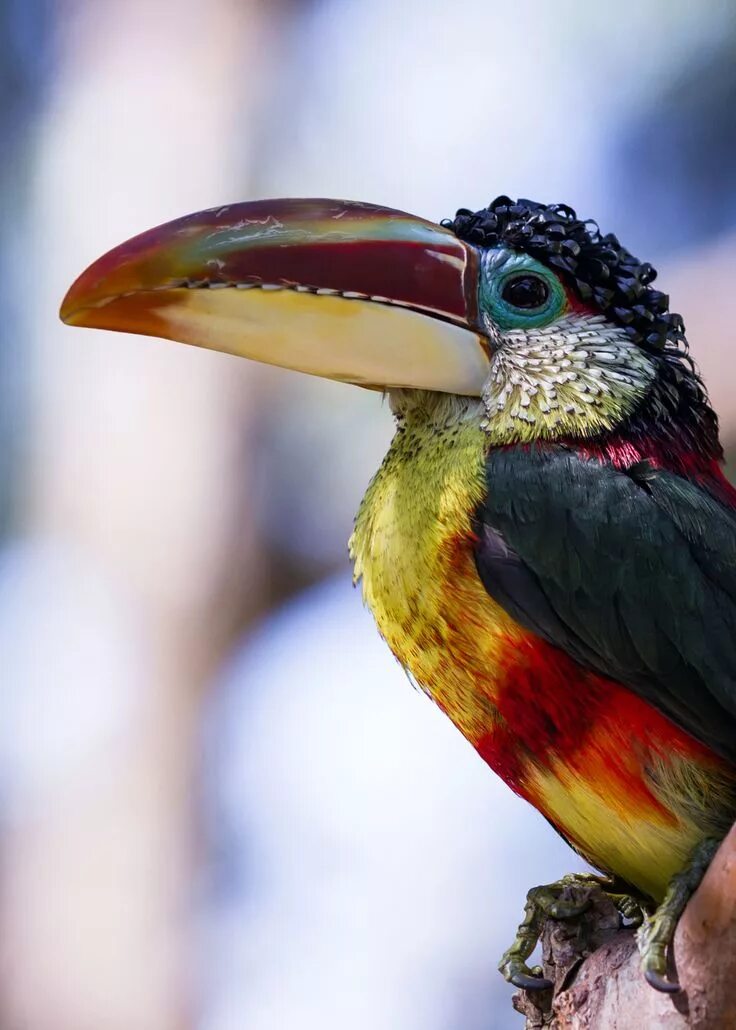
[482,312,656,443]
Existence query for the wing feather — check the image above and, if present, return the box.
[475,446,736,761]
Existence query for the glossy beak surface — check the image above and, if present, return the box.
[61,198,488,394]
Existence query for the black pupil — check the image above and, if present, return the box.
[502,275,549,309]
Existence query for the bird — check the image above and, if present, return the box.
[60,195,736,993]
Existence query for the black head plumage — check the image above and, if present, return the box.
[443,196,684,354]
[444,197,722,463]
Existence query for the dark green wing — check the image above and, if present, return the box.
[474,446,736,762]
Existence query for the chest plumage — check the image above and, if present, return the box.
[350,397,514,741]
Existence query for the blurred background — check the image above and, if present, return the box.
[0,1,735,1027]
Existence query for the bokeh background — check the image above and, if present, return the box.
[1,1,735,1027]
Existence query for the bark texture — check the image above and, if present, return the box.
[513,823,736,1029]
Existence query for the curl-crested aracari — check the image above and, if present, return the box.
[61,196,736,992]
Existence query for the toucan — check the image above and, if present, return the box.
[61,196,736,993]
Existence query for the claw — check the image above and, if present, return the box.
[510,971,554,991]
[500,948,554,991]
[636,837,720,994]
[644,969,681,994]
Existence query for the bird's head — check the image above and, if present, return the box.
[60,195,719,458]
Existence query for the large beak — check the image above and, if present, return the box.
[60,198,488,394]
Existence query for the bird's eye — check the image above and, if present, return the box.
[479,251,567,330]
[501,274,549,310]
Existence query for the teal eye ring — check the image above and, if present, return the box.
[479,249,568,331]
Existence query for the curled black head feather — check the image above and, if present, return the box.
[443,197,722,462]
[443,196,681,353]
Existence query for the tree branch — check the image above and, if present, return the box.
[513,822,736,1029]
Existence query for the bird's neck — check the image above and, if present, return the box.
[351,393,487,602]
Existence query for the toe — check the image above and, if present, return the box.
[547,896,591,920]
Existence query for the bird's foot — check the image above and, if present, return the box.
[499,872,631,990]
[637,836,720,993]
